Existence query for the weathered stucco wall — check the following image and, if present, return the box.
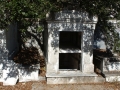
[0,23,19,84]
[94,20,120,50]
[0,23,40,85]
[45,10,98,78]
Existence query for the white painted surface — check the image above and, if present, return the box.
[3,77,18,85]
[47,77,105,84]
[106,62,120,71]
[18,68,39,82]
[3,60,19,85]
[106,76,120,82]
[103,57,120,72]
[46,10,97,79]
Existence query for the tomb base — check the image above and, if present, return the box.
[47,76,105,84]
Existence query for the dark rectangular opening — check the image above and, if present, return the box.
[59,31,81,49]
[59,53,81,70]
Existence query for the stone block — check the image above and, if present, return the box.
[83,64,94,73]
[47,76,105,84]
[3,67,18,85]
[3,60,19,85]
[3,70,18,85]
[18,68,39,82]
[18,64,40,82]
[103,57,120,72]
[106,76,120,82]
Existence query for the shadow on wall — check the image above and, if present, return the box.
[18,22,44,51]
[0,23,41,85]
[82,27,94,56]
[2,59,39,85]
[12,21,45,66]
[94,26,106,50]
[53,10,96,55]
[47,22,94,56]
[6,23,19,60]
[2,59,19,85]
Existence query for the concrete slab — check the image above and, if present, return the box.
[106,76,120,82]
[46,72,97,77]
[18,68,39,82]
[2,60,19,85]
[47,76,105,84]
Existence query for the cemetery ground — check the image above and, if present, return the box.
[0,80,120,90]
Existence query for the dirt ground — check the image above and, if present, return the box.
[0,80,120,90]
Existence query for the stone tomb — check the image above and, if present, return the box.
[0,24,40,85]
[93,20,120,82]
[44,10,99,84]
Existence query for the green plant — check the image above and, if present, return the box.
[0,0,57,49]
[0,0,120,51]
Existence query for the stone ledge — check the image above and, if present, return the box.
[106,76,120,82]
[38,76,46,81]
[104,72,120,76]
[47,76,105,84]
[46,72,97,77]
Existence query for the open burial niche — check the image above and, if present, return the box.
[59,53,81,70]
[59,31,81,70]
[59,31,81,50]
